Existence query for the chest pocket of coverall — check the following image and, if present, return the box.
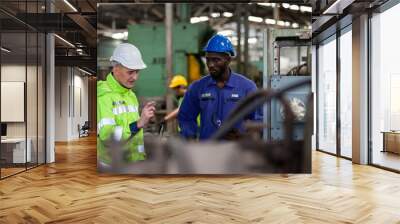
[199,92,215,110]
[224,91,242,107]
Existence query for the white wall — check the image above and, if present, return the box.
[54,67,89,141]
[71,71,89,139]
[55,66,69,141]
[1,65,31,138]
[1,64,45,164]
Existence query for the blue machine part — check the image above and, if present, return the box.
[270,75,311,141]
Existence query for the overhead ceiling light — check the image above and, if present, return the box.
[277,20,285,26]
[223,12,233,18]
[1,47,11,53]
[292,23,299,28]
[265,18,276,25]
[78,67,92,76]
[100,30,128,40]
[111,31,128,40]
[63,0,78,12]
[211,12,220,18]
[285,21,291,27]
[248,16,263,23]
[300,6,312,13]
[290,5,300,11]
[282,3,290,8]
[190,16,209,24]
[190,17,199,23]
[257,3,271,7]
[199,16,209,22]
[111,33,124,40]
[54,34,75,48]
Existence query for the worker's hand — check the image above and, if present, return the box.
[137,101,156,128]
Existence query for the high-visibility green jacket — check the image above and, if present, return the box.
[97,73,145,164]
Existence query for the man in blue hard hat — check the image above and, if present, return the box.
[177,34,262,140]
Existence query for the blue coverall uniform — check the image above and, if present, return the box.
[178,71,262,140]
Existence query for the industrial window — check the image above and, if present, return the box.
[370,2,400,171]
[339,27,352,159]
[317,35,337,155]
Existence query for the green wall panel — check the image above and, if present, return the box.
[128,22,207,97]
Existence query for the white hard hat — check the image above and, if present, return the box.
[110,43,147,70]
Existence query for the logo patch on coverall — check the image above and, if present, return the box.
[200,93,214,100]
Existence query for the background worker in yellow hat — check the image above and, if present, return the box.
[163,75,188,124]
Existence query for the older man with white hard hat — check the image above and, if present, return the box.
[97,43,156,166]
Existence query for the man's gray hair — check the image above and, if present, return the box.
[111,61,121,68]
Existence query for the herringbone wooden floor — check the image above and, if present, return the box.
[1,136,400,224]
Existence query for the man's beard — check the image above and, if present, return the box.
[210,68,226,81]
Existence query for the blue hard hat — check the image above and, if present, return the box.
[203,34,236,57]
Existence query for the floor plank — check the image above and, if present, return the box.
[0,136,400,223]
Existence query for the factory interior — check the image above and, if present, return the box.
[0,0,400,223]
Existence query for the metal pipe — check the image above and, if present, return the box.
[263,28,272,141]
[266,29,274,141]
[165,3,174,133]
[243,7,249,76]
[273,4,280,22]
[236,7,241,73]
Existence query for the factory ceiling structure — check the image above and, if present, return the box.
[97,3,312,32]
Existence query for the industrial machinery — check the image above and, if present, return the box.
[263,29,312,142]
